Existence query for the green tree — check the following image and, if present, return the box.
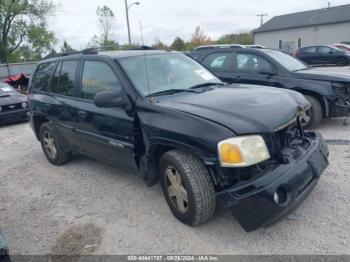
[88,5,119,49]
[61,40,75,53]
[0,0,56,63]
[152,38,167,50]
[190,26,213,48]
[216,32,254,45]
[170,37,186,51]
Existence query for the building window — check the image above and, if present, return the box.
[298,38,302,48]
[279,40,283,50]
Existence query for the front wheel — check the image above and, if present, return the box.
[300,95,323,129]
[336,57,348,66]
[159,150,216,226]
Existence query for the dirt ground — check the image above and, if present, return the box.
[0,118,349,255]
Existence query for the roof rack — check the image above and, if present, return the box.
[245,45,266,49]
[194,44,246,51]
[193,44,266,51]
[42,45,155,60]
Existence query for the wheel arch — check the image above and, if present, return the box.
[32,115,49,140]
[291,88,329,117]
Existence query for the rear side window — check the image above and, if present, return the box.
[202,53,233,72]
[31,62,56,92]
[51,60,77,97]
[301,47,316,53]
[81,61,122,100]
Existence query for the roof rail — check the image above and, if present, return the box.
[193,44,246,51]
[245,45,266,49]
[42,45,156,60]
[42,48,98,60]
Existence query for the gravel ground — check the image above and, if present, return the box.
[0,118,349,255]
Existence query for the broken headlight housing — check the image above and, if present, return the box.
[332,82,348,97]
[218,135,270,167]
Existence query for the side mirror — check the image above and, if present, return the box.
[94,90,125,108]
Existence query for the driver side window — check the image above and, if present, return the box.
[235,53,274,75]
[81,61,122,100]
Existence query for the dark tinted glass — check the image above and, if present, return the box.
[202,53,233,72]
[51,61,77,96]
[235,53,273,74]
[81,61,122,100]
[31,62,56,92]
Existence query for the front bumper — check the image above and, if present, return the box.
[215,132,329,232]
[0,109,29,124]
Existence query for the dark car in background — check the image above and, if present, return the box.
[189,46,350,128]
[0,82,28,125]
[294,45,350,66]
[28,49,329,232]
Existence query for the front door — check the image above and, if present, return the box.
[74,58,137,170]
[232,52,279,87]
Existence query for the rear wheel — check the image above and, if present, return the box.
[300,95,323,129]
[40,123,72,165]
[159,150,216,226]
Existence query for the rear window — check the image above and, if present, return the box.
[202,52,234,72]
[31,62,56,92]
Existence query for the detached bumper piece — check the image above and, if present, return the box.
[216,132,329,232]
[0,109,29,124]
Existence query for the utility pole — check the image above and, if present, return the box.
[257,14,268,27]
[125,0,140,45]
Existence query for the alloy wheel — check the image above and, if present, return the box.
[43,130,57,159]
[165,166,189,214]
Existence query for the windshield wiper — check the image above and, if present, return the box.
[146,89,201,97]
[189,82,225,89]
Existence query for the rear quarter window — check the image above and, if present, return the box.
[202,52,234,72]
[31,62,56,92]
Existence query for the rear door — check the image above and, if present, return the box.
[74,58,137,170]
[201,52,235,83]
[298,47,318,64]
[49,59,80,148]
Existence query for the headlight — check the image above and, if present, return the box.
[21,102,28,108]
[332,82,348,97]
[218,135,270,167]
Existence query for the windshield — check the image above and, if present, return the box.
[118,53,222,96]
[0,82,16,93]
[264,50,309,72]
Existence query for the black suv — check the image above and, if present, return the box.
[189,46,350,128]
[28,49,329,232]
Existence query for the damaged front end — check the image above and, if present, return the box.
[215,116,329,232]
[328,82,350,117]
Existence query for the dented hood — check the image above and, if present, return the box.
[158,85,310,134]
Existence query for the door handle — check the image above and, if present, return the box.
[78,110,88,119]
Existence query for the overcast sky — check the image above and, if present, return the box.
[49,0,350,49]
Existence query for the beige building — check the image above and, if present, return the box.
[254,4,350,53]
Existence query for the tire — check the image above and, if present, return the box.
[159,150,216,226]
[301,95,323,129]
[39,122,72,165]
[336,57,348,66]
